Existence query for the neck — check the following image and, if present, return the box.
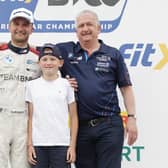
[42,73,59,81]
[11,40,28,48]
[81,40,100,56]
[8,41,29,54]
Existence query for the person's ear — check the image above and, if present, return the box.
[29,24,34,34]
[98,24,101,33]
[59,60,64,68]
[8,22,11,32]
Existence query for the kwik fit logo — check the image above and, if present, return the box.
[0,0,127,33]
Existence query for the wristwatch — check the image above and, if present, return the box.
[128,114,136,119]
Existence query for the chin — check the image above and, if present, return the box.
[44,70,53,75]
[83,38,91,43]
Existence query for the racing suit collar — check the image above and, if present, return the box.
[8,41,30,54]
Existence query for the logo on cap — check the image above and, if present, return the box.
[9,8,34,23]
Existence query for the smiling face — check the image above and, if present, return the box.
[39,48,63,79]
[75,11,101,44]
[9,17,33,47]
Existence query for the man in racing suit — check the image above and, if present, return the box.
[0,8,40,168]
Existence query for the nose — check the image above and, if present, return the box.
[82,24,88,31]
[46,60,52,65]
[16,24,25,31]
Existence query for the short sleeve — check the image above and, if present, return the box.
[25,82,33,103]
[66,82,75,104]
[116,51,132,87]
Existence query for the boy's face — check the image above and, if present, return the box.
[39,52,63,77]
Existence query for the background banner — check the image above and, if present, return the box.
[0,0,167,167]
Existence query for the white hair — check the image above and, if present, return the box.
[75,10,100,28]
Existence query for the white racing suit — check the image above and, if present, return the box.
[0,42,41,168]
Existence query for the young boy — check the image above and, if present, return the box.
[25,43,78,168]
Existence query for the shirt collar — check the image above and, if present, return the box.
[75,39,108,55]
[8,41,30,54]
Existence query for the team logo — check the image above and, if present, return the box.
[68,53,74,58]
[76,56,83,61]
[26,59,36,65]
[3,55,14,64]
[0,0,127,33]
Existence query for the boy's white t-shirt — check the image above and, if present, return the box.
[25,77,75,146]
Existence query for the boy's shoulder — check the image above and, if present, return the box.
[58,77,72,87]
[58,77,69,83]
[27,77,41,85]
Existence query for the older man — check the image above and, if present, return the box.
[56,10,138,168]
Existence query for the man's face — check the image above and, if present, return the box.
[76,13,101,43]
[9,17,33,45]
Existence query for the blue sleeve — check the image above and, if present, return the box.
[116,50,132,87]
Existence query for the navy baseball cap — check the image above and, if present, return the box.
[38,43,63,60]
